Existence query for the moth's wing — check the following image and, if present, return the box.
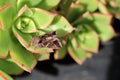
[46,39,62,49]
[53,39,62,48]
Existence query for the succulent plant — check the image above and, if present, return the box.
[0,0,117,79]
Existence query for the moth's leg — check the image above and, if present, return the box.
[44,42,51,48]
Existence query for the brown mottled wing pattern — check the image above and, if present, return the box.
[30,31,62,49]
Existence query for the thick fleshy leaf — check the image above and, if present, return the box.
[17,0,42,10]
[30,8,56,29]
[54,40,67,60]
[77,25,99,53]
[0,0,16,29]
[36,0,60,10]
[98,2,109,14]
[73,12,93,25]
[0,70,13,80]
[73,12,115,42]
[106,0,120,14]
[15,17,38,33]
[66,4,85,23]
[92,13,116,41]
[10,46,37,72]
[9,36,37,72]
[12,26,53,54]
[16,5,56,31]
[0,30,10,58]
[106,1,120,19]
[68,36,92,64]
[18,5,56,30]
[35,53,50,61]
[78,0,98,12]
[0,58,23,75]
[0,0,17,58]
[49,16,74,37]
[57,0,73,15]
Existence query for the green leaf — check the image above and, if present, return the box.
[35,53,50,61]
[0,30,11,58]
[68,36,92,64]
[92,13,116,41]
[106,1,120,19]
[78,0,98,12]
[77,25,99,53]
[57,0,73,15]
[49,16,74,37]
[0,58,23,75]
[17,0,42,10]
[36,0,61,10]
[98,2,109,14]
[93,13,112,24]
[0,0,17,58]
[15,17,38,33]
[73,12,93,26]
[107,4,120,13]
[66,4,85,23]
[0,0,17,29]
[73,12,115,42]
[54,40,67,60]
[9,38,37,72]
[0,70,13,80]
[19,5,56,30]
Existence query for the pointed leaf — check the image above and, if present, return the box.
[54,40,67,60]
[0,70,13,80]
[73,12,115,42]
[57,0,73,15]
[68,37,92,64]
[73,12,93,25]
[18,5,56,29]
[0,0,17,58]
[78,0,98,12]
[15,17,38,33]
[9,36,37,72]
[36,0,60,10]
[17,0,42,10]
[92,13,116,41]
[66,4,85,23]
[49,16,74,37]
[0,0,16,29]
[106,0,120,14]
[77,25,99,53]
[0,30,10,58]
[35,53,50,61]
[98,2,109,14]
[16,5,56,31]
[0,58,23,75]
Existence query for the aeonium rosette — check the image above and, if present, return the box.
[0,4,73,73]
[12,5,74,54]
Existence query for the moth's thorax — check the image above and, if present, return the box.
[30,31,62,49]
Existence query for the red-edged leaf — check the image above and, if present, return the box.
[0,70,13,80]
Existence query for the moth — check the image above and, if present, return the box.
[30,31,62,49]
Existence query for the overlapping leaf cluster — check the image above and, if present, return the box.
[0,0,118,79]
